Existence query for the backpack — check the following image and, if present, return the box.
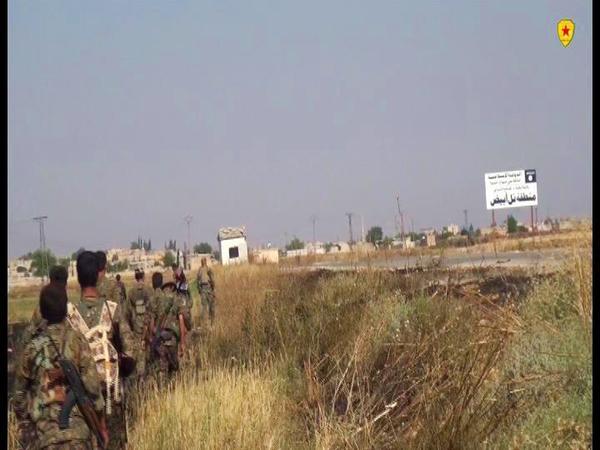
[129,286,150,334]
[66,301,121,415]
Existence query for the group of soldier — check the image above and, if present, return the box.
[12,250,216,450]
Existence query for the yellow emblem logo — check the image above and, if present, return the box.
[557,19,575,47]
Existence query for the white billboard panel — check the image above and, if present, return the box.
[484,169,538,210]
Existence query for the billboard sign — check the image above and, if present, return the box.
[484,169,538,210]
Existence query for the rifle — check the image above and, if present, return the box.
[47,336,108,449]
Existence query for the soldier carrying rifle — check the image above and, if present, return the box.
[13,283,109,449]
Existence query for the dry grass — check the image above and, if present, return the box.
[127,364,302,450]
[9,237,591,450]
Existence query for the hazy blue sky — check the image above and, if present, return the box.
[8,1,592,258]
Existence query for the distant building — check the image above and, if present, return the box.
[422,229,436,247]
[218,227,249,265]
[446,224,460,235]
[328,242,351,254]
[286,248,308,257]
[251,248,279,264]
[306,242,326,255]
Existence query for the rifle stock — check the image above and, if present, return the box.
[57,360,108,449]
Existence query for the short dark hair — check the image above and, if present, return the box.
[40,284,68,324]
[49,265,68,286]
[95,251,108,271]
[171,264,178,270]
[77,251,99,288]
[135,269,144,281]
[116,274,121,281]
[152,272,163,289]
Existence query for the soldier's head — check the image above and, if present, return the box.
[152,272,163,289]
[95,251,108,278]
[77,251,99,289]
[116,274,121,282]
[201,258,207,267]
[49,265,68,287]
[40,283,68,324]
[135,269,144,282]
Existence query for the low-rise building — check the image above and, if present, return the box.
[286,248,309,257]
[218,227,249,265]
[251,248,280,264]
[447,224,461,235]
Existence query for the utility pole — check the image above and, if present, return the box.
[360,214,365,242]
[184,215,193,270]
[396,195,404,240]
[33,216,48,283]
[345,212,354,245]
[463,209,469,231]
[310,214,317,245]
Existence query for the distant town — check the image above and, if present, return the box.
[8,216,589,288]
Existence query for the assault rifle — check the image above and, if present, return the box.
[47,336,108,449]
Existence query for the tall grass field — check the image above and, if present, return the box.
[8,241,591,449]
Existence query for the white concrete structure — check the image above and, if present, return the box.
[286,248,308,257]
[251,248,279,264]
[447,224,461,235]
[218,227,249,265]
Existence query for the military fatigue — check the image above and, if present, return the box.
[197,267,216,325]
[98,276,124,306]
[69,294,134,450]
[116,280,127,303]
[124,282,154,379]
[13,321,104,450]
[151,289,186,374]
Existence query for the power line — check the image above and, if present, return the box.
[396,195,404,240]
[309,214,317,244]
[184,215,193,270]
[345,212,354,245]
[33,216,48,283]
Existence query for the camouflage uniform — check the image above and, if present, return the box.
[116,280,127,303]
[13,321,104,450]
[69,294,134,450]
[151,288,187,374]
[98,276,124,306]
[124,282,154,379]
[197,267,216,325]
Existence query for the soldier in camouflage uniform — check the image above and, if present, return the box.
[17,266,71,449]
[150,276,189,375]
[22,265,70,348]
[196,258,216,326]
[96,251,124,305]
[115,274,127,304]
[67,251,135,450]
[13,284,108,450]
[124,269,154,380]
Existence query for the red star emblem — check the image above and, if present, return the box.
[562,26,570,36]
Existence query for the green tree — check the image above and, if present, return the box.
[194,243,213,254]
[507,215,518,234]
[285,237,305,251]
[324,242,334,253]
[366,226,383,244]
[131,241,141,250]
[163,251,175,267]
[29,249,57,277]
[58,257,71,269]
